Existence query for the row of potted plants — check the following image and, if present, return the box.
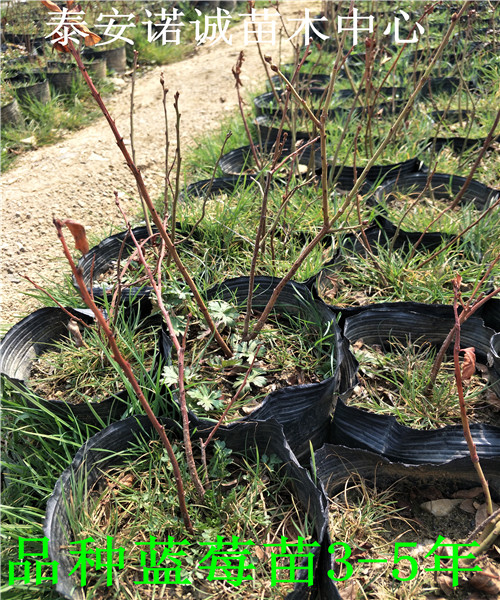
[2,2,499,598]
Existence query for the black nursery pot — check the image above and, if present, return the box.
[46,70,81,93]
[76,225,157,302]
[266,72,331,96]
[15,79,51,104]
[371,171,500,214]
[82,45,127,73]
[76,224,209,304]
[44,415,339,600]
[77,253,358,455]
[304,214,460,300]
[490,332,500,398]
[315,444,500,501]
[180,174,259,201]
[253,90,347,120]
[219,138,322,176]
[428,136,493,153]
[206,276,357,459]
[1,97,23,127]
[5,69,46,86]
[6,71,51,104]
[0,306,170,426]
[325,302,500,463]
[325,155,420,185]
[254,114,314,143]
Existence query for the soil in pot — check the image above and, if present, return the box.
[159,278,337,421]
[347,337,500,429]
[51,426,318,600]
[324,469,499,599]
[44,417,328,600]
[315,210,497,308]
[28,314,159,406]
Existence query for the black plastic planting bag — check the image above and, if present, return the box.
[331,399,500,465]
[180,174,258,201]
[372,171,500,212]
[76,225,157,300]
[0,307,118,424]
[266,72,331,95]
[219,139,322,176]
[343,303,496,362]
[325,156,420,185]
[254,114,313,143]
[339,300,499,397]
[489,332,500,397]
[322,302,500,463]
[315,444,500,498]
[0,306,172,425]
[204,276,358,458]
[304,215,459,296]
[44,415,340,600]
[429,136,492,153]
[77,224,210,303]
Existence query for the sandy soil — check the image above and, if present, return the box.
[0,2,318,326]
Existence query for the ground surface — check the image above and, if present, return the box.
[0,2,314,326]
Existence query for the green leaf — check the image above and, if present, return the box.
[233,368,267,392]
[187,385,223,411]
[161,364,196,386]
[207,300,239,328]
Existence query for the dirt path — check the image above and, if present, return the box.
[1,3,317,326]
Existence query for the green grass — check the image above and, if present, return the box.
[1,76,115,171]
[1,397,104,600]
[160,288,336,420]
[1,8,499,600]
[422,144,500,189]
[348,339,496,429]
[52,437,313,600]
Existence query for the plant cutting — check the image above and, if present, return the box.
[43,416,330,600]
[155,275,338,420]
[38,1,324,538]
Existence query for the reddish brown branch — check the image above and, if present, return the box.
[452,276,493,517]
[54,219,194,534]
[115,199,206,501]
[64,39,232,359]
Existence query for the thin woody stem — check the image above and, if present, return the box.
[54,219,194,534]
[426,270,500,393]
[233,51,262,171]
[415,108,500,268]
[452,280,493,520]
[247,2,470,341]
[65,40,232,359]
[23,275,92,330]
[242,172,272,340]
[172,92,182,249]
[115,199,206,501]
[130,50,153,238]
